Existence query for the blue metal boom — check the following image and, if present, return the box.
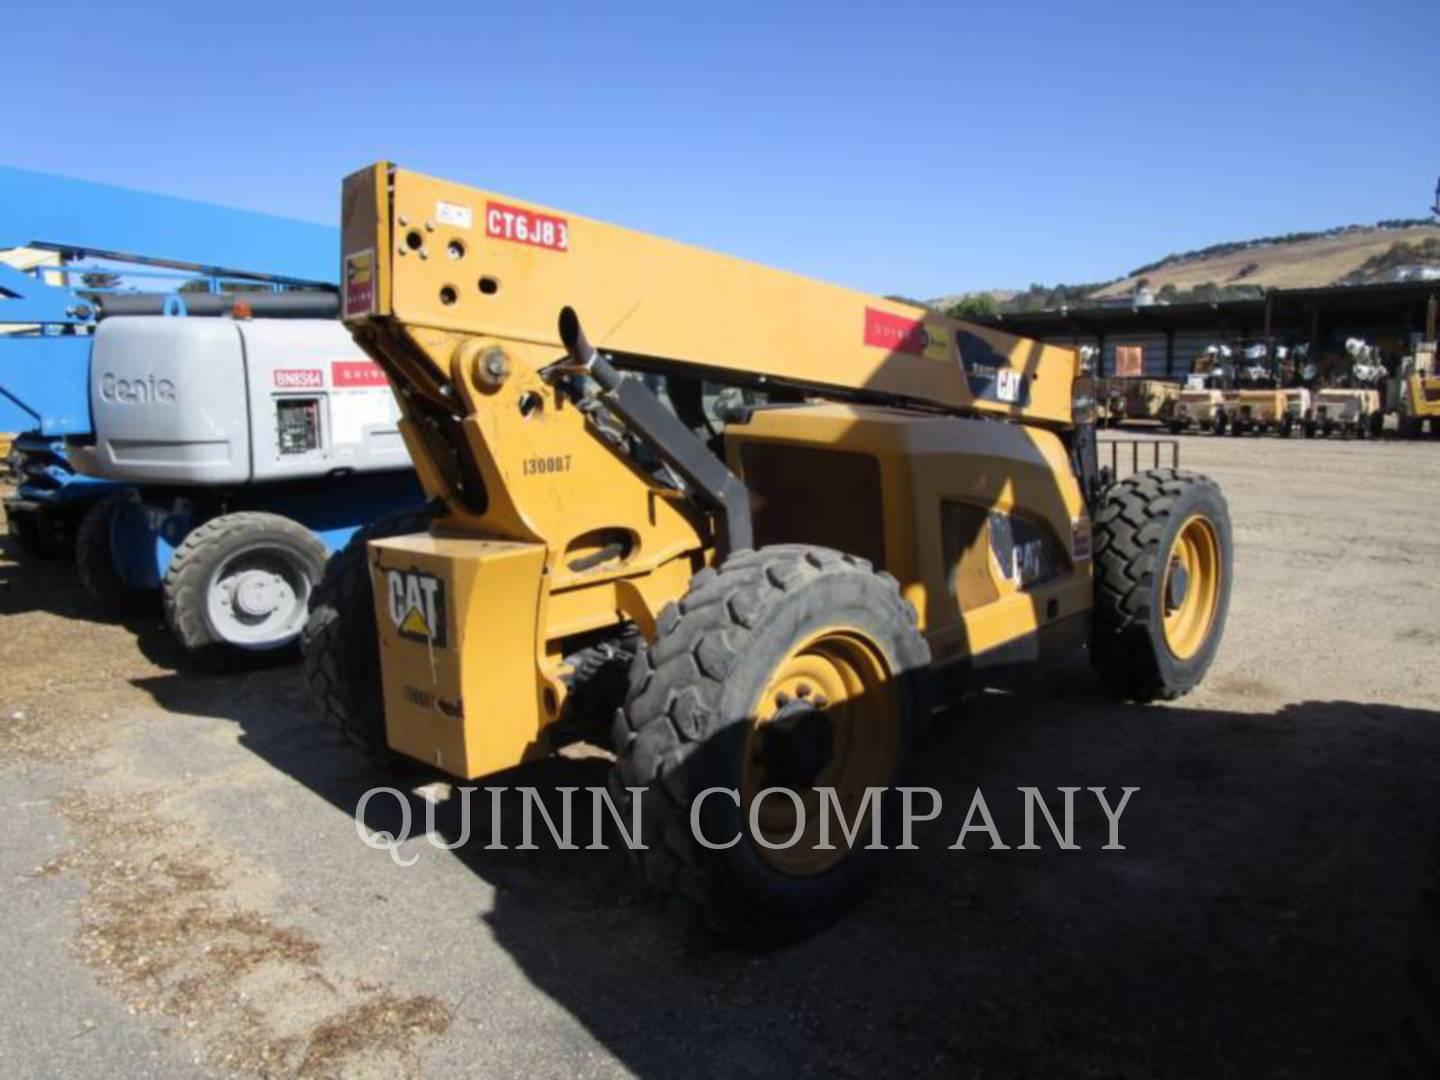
[0,166,338,437]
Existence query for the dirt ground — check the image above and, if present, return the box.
[2,431,1439,1078]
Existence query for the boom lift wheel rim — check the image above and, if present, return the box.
[741,628,900,877]
[203,541,314,649]
[1162,514,1221,661]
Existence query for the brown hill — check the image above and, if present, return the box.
[931,222,1440,313]
[1091,224,1440,299]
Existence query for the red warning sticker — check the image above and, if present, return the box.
[485,201,569,252]
[330,361,387,388]
[863,307,952,361]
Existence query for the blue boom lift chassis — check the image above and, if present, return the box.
[0,167,420,664]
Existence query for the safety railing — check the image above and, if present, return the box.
[1101,437,1179,482]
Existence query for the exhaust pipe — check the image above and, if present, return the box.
[96,291,339,320]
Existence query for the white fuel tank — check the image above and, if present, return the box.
[71,316,408,485]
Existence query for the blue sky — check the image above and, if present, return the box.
[7,1,1437,298]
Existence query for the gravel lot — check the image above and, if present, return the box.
[3,431,1439,1078]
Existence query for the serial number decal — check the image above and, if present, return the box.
[485,201,570,252]
[330,360,388,388]
[862,307,952,361]
[273,368,324,389]
[522,454,572,476]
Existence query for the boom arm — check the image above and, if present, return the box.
[341,163,1079,421]
[338,163,1090,776]
[339,162,1083,594]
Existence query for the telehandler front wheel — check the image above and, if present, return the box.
[301,508,432,767]
[1091,469,1232,702]
[612,545,930,944]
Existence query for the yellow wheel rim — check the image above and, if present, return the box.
[742,629,900,876]
[1162,514,1222,660]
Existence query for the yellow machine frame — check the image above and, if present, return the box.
[340,164,1089,778]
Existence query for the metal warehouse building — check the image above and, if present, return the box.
[969,281,1439,377]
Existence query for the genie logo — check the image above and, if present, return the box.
[100,371,177,404]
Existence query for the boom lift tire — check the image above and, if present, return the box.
[1090,469,1232,702]
[9,507,67,558]
[165,511,327,669]
[76,491,158,616]
[612,544,930,943]
[302,508,432,766]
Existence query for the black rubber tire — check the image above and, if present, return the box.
[1168,420,1185,436]
[1278,414,1294,438]
[1091,468,1233,702]
[612,544,931,944]
[1303,420,1317,439]
[75,492,158,615]
[1229,419,1246,437]
[302,508,432,765]
[8,505,67,558]
[1368,411,1385,439]
[1396,836,1440,1075]
[1400,416,1424,440]
[163,511,327,669]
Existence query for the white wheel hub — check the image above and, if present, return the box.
[204,544,314,649]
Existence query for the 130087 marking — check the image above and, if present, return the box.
[522,454,572,476]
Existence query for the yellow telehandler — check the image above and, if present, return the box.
[306,164,1233,940]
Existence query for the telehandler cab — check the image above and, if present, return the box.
[306,164,1233,940]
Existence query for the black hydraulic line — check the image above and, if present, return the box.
[558,306,754,556]
[95,291,339,319]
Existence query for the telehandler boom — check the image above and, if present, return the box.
[308,163,1233,939]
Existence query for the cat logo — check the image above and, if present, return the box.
[386,568,448,647]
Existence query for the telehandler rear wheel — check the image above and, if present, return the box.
[612,545,930,943]
[302,508,432,768]
[1091,469,1232,702]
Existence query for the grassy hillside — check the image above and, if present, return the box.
[1092,223,1440,298]
[933,220,1440,315]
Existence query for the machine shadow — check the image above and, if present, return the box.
[0,536,194,670]
[133,658,1440,1078]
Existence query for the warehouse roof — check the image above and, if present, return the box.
[969,280,1439,337]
